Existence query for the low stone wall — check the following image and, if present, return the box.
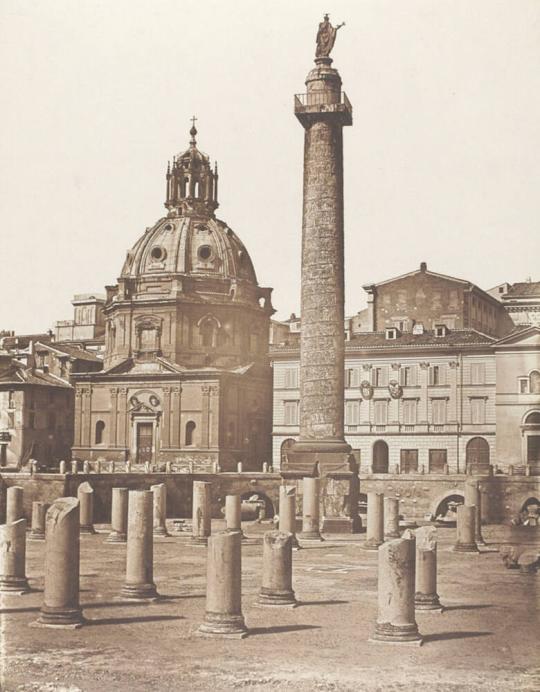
[359,473,540,523]
[0,472,282,523]
[1,470,538,525]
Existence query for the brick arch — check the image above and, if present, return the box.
[431,490,465,518]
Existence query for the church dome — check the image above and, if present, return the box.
[120,214,258,285]
[119,123,258,288]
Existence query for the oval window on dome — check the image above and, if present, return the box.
[198,245,212,261]
[151,246,166,261]
[163,223,173,231]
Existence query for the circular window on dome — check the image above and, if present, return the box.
[164,223,173,231]
[151,246,166,261]
[198,245,213,261]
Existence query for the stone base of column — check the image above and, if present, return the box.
[298,530,324,542]
[28,529,46,541]
[197,611,248,639]
[321,516,361,534]
[191,536,209,546]
[415,591,443,611]
[79,525,96,535]
[30,605,84,629]
[153,526,171,538]
[453,541,479,553]
[363,539,384,551]
[257,586,297,608]
[106,530,127,543]
[0,575,31,594]
[120,582,159,601]
[370,622,423,645]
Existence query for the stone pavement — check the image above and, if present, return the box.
[1,522,538,691]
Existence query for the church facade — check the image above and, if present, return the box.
[72,126,274,470]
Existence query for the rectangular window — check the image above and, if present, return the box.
[373,366,388,387]
[7,411,15,428]
[345,399,361,426]
[402,399,417,426]
[519,378,530,394]
[429,365,446,386]
[29,412,35,429]
[471,363,485,385]
[345,368,361,388]
[284,401,299,426]
[400,366,417,387]
[8,390,14,408]
[470,398,486,425]
[374,400,388,426]
[283,367,299,389]
[429,449,447,472]
[432,399,447,425]
[400,449,418,473]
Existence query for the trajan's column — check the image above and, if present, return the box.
[284,16,359,533]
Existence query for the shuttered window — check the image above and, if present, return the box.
[345,400,361,425]
[470,398,486,424]
[471,363,485,385]
[374,400,388,425]
[432,399,447,425]
[402,399,417,425]
[284,401,299,426]
[284,367,299,389]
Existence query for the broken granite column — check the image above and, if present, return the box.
[6,486,24,524]
[257,530,296,607]
[465,479,485,544]
[0,519,30,594]
[151,483,170,537]
[192,480,211,545]
[384,497,400,539]
[371,531,422,645]
[414,526,442,611]
[106,487,128,543]
[299,477,323,541]
[121,490,158,600]
[77,481,95,534]
[453,504,479,553]
[364,492,384,550]
[198,530,247,638]
[279,485,300,549]
[32,498,84,628]
[29,501,49,541]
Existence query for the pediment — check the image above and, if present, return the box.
[495,326,540,348]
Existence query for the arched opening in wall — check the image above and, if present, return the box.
[281,438,295,467]
[520,497,540,525]
[466,437,490,470]
[372,440,389,473]
[530,371,540,394]
[434,494,464,524]
[524,411,540,464]
[185,421,196,447]
[95,420,105,445]
[240,492,275,520]
[194,181,200,198]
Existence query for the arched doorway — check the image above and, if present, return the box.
[433,493,464,524]
[523,411,540,465]
[466,437,490,471]
[280,438,295,467]
[372,440,389,473]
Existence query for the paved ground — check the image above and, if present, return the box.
[1,521,538,692]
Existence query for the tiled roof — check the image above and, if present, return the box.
[270,329,495,353]
[505,281,540,297]
[42,341,103,363]
[0,362,71,388]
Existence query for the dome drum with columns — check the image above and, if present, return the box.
[72,125,274,470]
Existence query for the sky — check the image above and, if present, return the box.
[1,0,539,333]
